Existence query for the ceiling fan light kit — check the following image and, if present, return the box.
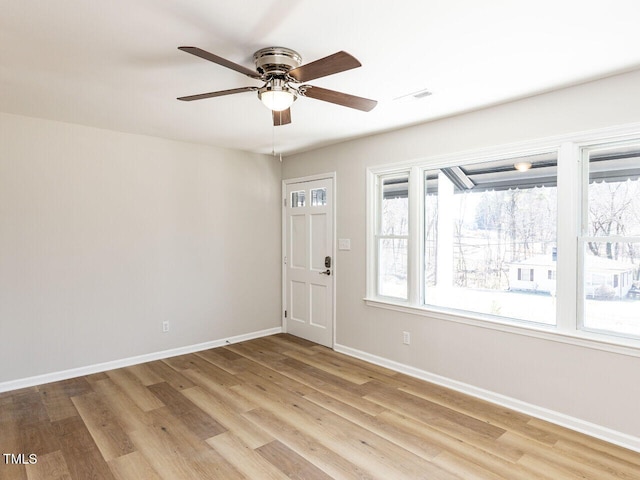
[177,45,377,126]
[258,78,297,111]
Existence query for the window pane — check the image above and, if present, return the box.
[291,190,305,207]
[311,188,327,206]
[583,242,640,338]
[424,154,558,325]
[583,142,640,338]
[381,175,409,236]
[588,144,640,237]
[378,238,408,299]
[424,171,438,288]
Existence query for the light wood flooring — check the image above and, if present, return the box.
[1,334,639,479]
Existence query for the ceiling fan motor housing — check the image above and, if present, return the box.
[253,47,302,76]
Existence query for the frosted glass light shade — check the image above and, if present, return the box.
[260,89,295,111]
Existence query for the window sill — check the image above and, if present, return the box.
[363,297,640,358]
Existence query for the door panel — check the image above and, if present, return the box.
[290,215,307,269]
[290,280,307,323]
[310,214,327,271]
[284,177,334,347]
[310,283,328,328]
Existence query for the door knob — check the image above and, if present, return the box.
[319,269,331,275]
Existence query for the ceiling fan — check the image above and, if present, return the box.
[177,46,377,126]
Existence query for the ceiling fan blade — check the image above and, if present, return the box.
[272,108,292,126]
[177,86,258,101]
[288,51,361,82]
[300,85,377,112]
[178,46,260,79]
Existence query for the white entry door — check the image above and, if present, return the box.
[284,176,334,347]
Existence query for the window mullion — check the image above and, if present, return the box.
[408,166,422,306]
[556,141,580,333]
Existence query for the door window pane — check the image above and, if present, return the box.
[311,188,327,206]
[423,154,558,325]
[291,190,305,207]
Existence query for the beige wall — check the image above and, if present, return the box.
[0,113,282,383]
[283,69,640,440]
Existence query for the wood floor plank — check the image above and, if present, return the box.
[38,378,92,422]
[24,450,71,480]
[397,379,558,446]
[182,386,273,449]
[552,439,640,479]
[282,349,376,385]
[277,357,387,416]
[162,354,239,387]
[89,379,149,434]
[243,407,376,480]
[2,334,637,480]
[207,432,290,480]
[304,390,442,461]
[225,340,289,365]
[432,450,507,480]
[123,363,164,387]
[256,439,334,480]
[377,410,547,480]
[501,431,638,480]
[105,369,164,412]
[259,333,325,355]
[517,452,591,480]
[178,367,257,413]
[527,417,640,467]
[144,360,197,391]
[303,349,407,386]
[70,392,135,461]
[130,408,243,480]
[194,349,247,375]
[52,416,117,480]
[0,464,27,480]
[363,384,526,463]
[234,361,316,398]
[107,451,163,480]
[234,379,460,479]
[127,422,211,480]
[7,389,60,458]
[147,383,226,440]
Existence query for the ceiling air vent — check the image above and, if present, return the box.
[394,88,433,102]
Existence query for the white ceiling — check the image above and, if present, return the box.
[2,0,640,155]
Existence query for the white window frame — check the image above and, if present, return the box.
[577,138,640,339]
[365,122,640,357]
[373,171,412,301]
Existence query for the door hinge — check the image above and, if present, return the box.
[283,198,287,207]
[283,256,288,265]
[284,310,287,318]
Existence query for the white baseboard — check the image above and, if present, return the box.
[0,327,282,393]
[334,343,640,453]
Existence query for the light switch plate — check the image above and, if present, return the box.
[338,238,351,250]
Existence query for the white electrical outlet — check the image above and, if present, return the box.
[402,331,410,345]
[162,321,169,333]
